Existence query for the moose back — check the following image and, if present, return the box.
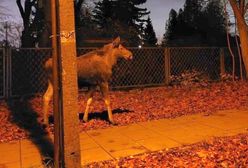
[43,37,133,125]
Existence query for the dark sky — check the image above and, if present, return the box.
[2,0,185,42]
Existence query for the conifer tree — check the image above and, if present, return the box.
[182,0,204,35]
[163,0,226,46]
[201,0,226,46]
[143,16,157,46]
[93,0,113,29]
[162,9,177,46]
[92,0,150,46]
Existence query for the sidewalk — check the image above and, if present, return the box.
[1,109,248,167]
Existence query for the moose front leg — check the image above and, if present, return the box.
[100,83,115,124]
[83,86,96,122]
[43,81,53,125]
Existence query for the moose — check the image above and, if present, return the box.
[43,37,133,125]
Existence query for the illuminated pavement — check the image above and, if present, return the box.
[0,109,248,167]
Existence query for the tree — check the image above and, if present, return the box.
[228,0,248,77]
[0,4,22,47]
[92,0,150,46]
[74,0,98,46]
[175,8,186,37]
[93,0,113,29]
[75,0,86,27]
[114,0,150,46]
[162,9,177,46]
[143,16,157,46]
[0,4,8,18]
[183,0,204,35]
[163,0,227,46]
[16,0,93,47]
[0,22,22,47]
[16,0,46,47]
[199,0,226,46]
[162,0,205,46]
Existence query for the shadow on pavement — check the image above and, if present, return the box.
[7,97,54,166]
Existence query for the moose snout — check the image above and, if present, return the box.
[128,53,133,60]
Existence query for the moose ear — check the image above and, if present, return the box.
[112,36,121,48]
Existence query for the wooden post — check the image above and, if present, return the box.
[50,0,61,167]
[54,0,81,167]
[164,48,171,85]
[220,48,225,76]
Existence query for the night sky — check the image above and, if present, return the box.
[1,0,185,41]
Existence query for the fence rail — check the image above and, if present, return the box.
[0,47,243,98]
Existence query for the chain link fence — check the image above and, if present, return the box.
[77,48,165,89]
[169,47,221,80]
[223,48,246,78]
[0,48,4,98]
[0,47,244,98]
[112,48,165,88]
[10,48,52,96]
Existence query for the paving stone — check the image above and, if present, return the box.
[21,153,43,168]
[108,145,148,159]
[81,147,113,166]
[80,137,99,151]
[120,128,161,141]
[136,136,181,151]
[20,140,40,155]
[0,141,20,153]
[0,162,21,168]
[1,109,248,167]
[0,145,20,164]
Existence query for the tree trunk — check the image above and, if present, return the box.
[229,0,248,78]
[237,22,248,78]
[54,0,81,167]
[38,0,52,47]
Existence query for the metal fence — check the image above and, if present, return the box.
[169,47,221,79]
[223,48,246,78]
[0,47,243,98]
[0,48,4,98]
[10,48,52,96]
[77,47,165,88]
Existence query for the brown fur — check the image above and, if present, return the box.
[43,37,133,124]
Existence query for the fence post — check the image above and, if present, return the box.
[220,48,225,76]
[4,46,11,99]
[164,47,171,85]
[1,47,6,99]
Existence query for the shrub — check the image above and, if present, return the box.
[170,70,210,86]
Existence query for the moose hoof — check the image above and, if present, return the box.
[42,122,48,129]
[42,119,49,127]
[109,120,117,125]
[83,118,88,123]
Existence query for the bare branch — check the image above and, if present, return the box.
[229,0,244,22]
[16,0,25,19]
[245,3,248,14]
[24,1,33,18]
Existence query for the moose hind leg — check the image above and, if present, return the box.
[100,83,114,124]
[43,81,53,125]
[83,86,96,122]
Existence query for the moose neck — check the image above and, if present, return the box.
[104,51,119,68]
